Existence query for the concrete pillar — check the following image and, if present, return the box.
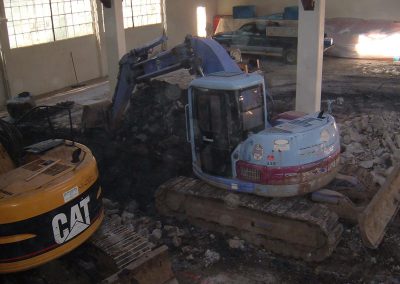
[295,0,326,113]
[0,0,10,109]
[103,0,126,96]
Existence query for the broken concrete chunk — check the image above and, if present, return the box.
[135,133,148,142]
[346,142,364,155]
[110,214,122,226]
[103,198,119,210]
[155,221,162,229]
[204,249,220,267]
[228,238,245,249]
[342,134,351,145]
[164,225,186,237]
[172,236,182,247]
[359,160,374,169]
[151,228,162,240]
[124,200,139,214]
[121,211,135,224]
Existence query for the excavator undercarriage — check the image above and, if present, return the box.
[156,165,400,261]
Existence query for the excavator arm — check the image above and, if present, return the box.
[88,35,241,130]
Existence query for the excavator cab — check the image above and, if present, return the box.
[188,72,267,178]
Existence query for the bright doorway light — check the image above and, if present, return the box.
[197,6,207,37]
[356,33,400,58]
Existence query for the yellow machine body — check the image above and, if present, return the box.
[0,141,104,273]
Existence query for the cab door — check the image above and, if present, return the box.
[193,89,232,177]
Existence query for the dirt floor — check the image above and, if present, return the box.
[2,56,400,284]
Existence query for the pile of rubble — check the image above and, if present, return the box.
[124,81,188,149]
[102,197,250,268]
[339,111,400,186]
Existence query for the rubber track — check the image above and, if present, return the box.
[156,176,343,261]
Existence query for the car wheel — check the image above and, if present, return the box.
[283,48,297,65]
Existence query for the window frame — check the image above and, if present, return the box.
[122,0,162,29]
[4,0,94,49]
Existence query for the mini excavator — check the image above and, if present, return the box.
[83,35,400,261]
[0,108,104,273]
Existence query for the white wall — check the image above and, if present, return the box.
[217,0,400,21]
[5,35,101,97]
[217,0,296,16]
[166,0,218,47]
[125,24,164,50]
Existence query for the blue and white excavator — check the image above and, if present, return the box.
[83,35,400,261]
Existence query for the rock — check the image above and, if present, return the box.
[181,246,193,253]
[210,234,215,240]
[228,238,245,249]
[204,249,220,267]
[130,144,149,156]
[369,139,380,151]
[342,134,351,145]
[164,225,186,237]
[186,254,194,260]
[223,193,240,209]
[148,124,161,134]
[125,200,139,214]
[164,84,182,101]
[370,116,385,133]
[172,236,182,247]
[360,116,369,130]
[370,171,386,186]
[155,221,162,229]
[121,211,135,224]
[110,214,122,226]
[359,160,374,169]
[385,166,394,177]
[346,142,364,155]
[135,133,148,142]
[105,208,119,216]
[138,228,149,238]
[384,134,398,153]
[151,229,162,240]
[348,127,363,143]
[374,148,385,157]
[103,198,119,210]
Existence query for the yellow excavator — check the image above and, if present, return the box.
[0,108,104,273]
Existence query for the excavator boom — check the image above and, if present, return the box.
[83,35,241,130]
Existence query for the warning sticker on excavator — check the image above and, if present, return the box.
[274,140,290,151]
[63,186,79,203]
[252,144,264,160]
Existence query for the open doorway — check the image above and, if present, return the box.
[197,6,207,37]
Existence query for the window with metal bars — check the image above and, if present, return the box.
[123,0,162,29]
[4,0,93,49]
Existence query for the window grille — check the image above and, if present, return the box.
[4,0,93,48]
[123,0,162,29]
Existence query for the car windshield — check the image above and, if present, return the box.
[238,23,267,34]
[239,24,256,33]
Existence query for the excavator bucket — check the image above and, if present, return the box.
[358,165,400,248]
[81,99,111,130]
[312,165,400,249]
